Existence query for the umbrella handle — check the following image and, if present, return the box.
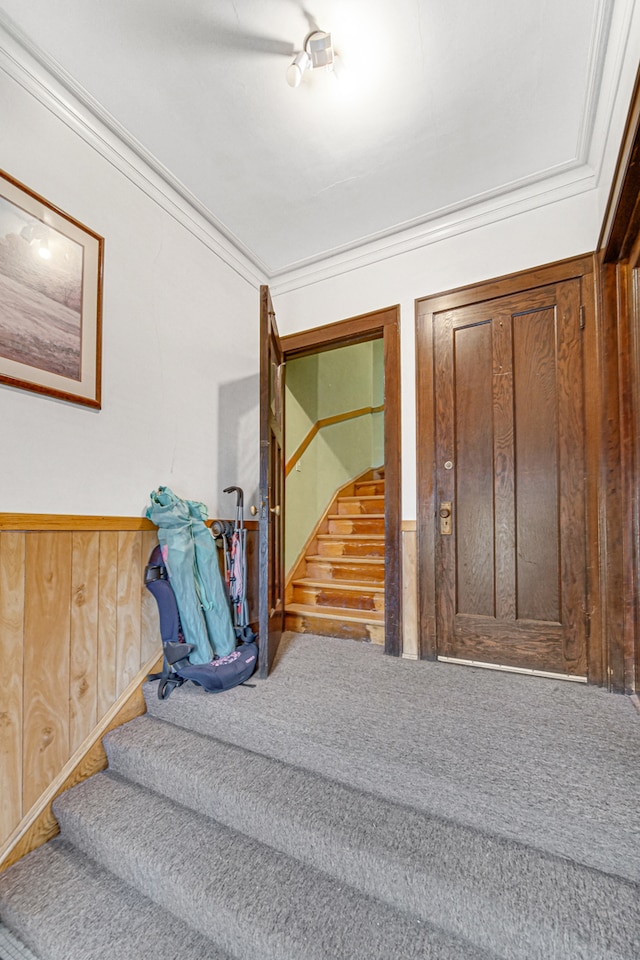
[223,486,243,509]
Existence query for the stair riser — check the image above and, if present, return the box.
[317,540,385,558]
[285,613,384,644]
[338,497,384,515]
[328,518,384,535]
[354,482,385,496]
[305,559,385,583]
[292,585,385,612]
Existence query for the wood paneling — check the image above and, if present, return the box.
[595,66,640,692]
[116,532,143,696]
[97,532,118,716]
[23,532,72,810]
[0,533,25,843]
[452,318,495,618]
[0,517,162,856]
[513,308,559,622]
[70,532,100,752]
[140,529,161,664]
[1,655,161,874]
[401,528,419,660]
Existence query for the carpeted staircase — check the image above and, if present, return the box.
[1,634,639,959]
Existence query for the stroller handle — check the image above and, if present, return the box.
[223,485,243,508]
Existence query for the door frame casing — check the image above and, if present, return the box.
[597,65,640,694]
[280,305,402,657]
[415,255,602,680]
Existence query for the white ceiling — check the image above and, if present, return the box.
[0,0,626,278]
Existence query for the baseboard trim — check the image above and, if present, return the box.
[0,651,162,874]
[437,656,588,682]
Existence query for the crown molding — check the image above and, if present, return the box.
[268,165,597,296]
[576,0,616,162]
[0,0,634,298]
[0,13,268,289]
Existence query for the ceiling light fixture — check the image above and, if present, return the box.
[286,30,334,88]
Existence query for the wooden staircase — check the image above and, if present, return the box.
[285,471,385,644]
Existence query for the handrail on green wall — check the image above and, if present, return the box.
[285,403,384,477]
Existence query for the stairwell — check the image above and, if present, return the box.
[0,634,639,959]
[285,471,386,643]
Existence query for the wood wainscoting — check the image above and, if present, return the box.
[0,515,161,868]
[401,522,418,660]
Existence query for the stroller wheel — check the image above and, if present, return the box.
[158,677,181,700]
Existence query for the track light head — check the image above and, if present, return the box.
[306,31,334,69]
[287,29,334,87]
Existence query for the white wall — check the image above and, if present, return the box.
[0,64,261,518]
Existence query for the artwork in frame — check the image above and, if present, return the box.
[0,169,103,408]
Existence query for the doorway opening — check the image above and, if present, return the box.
[284,339,385,643]
[281,306,402,657]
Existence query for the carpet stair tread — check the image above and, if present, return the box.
[50,770,500,960]
[141,646,640,884]
[0,838,228,960]
[103,714,640,960]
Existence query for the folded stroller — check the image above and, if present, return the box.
[145,540,258,700]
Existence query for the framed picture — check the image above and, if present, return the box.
[0,169,103,408]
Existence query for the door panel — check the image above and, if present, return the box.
[513,307,559,622]
[435,279,587,676]
[258,285,285,677]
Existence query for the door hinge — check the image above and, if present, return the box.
[579,305,586,330]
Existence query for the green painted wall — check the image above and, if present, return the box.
[285,339,384,572]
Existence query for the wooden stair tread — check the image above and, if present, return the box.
[292,577,385,593]
[317,534,384,541]
[286,602,384,624]
[287,469,386,644]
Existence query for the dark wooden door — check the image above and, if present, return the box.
[258,285,285,677]
[434,279,587,676]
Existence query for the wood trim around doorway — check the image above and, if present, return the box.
[281,306,402,657]
[596,63,640,692]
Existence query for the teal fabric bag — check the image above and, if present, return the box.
[146,487,235,664]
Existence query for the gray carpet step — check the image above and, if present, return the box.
[0,838,228,960]
[104,714,640,960]
[142,637,640,885]
[51,769,499,960]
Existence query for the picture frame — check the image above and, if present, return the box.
[0,169,103,409]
